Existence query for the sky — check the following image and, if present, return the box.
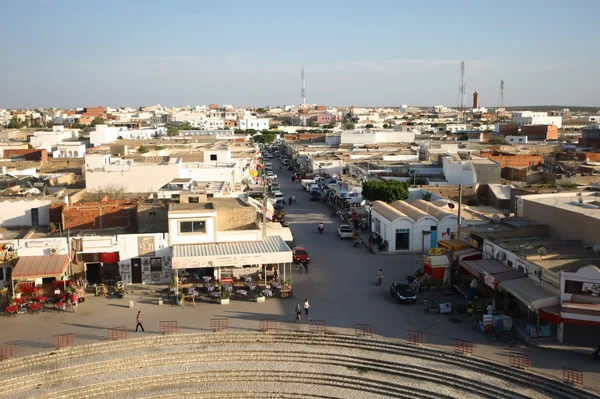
[1,0,599,109]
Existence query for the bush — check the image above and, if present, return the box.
[138,145,150,154]
[220,291,231,300]
[362,180,410,203]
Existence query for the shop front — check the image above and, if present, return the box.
[11,254,70,295]
[172,235,293,301]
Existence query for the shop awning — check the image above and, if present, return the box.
[172,235,292,269]
[461,258,525,289]
[12,255,69,280]
[561,301,600,325]
[452,248,481,262]
[499,278,559,310]
[540,305,562,324]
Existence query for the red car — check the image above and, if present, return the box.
[292,247,310,264]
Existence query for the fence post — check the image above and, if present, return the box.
[159,321,178,335]
[355,324,374,337]
[406,330,424,344]
[508,352,530,369]
[259,320,277,332]
[309,320,327,334]
[107,326,128,341]
[563,368,583,385]
[453,339,473,355]
[53,334,74,349]
[210,318,229,332]
[0,344,17,361]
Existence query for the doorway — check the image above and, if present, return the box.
[395,229,410,251]
[31,208,39,227]
[131,258,142,284]
[86,263,102,285]
[430,226,438,248]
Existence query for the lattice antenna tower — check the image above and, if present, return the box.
[500,80,505,108]
[458,61,466,123]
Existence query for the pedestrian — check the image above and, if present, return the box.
[136,311,146,332]
[304,298,311,319]
[486,302,494,316]
[292,194,296,204]
[70,291,78,313]
[294,303,302,323]
[289,197,292,206]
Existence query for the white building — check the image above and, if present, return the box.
[54,142,86,158]
[29,129,78,149]
[512,111,562,129]
[0,198,54,228]
[340,130,415,145]
[506,135,528,144]
[239,118,269,130]
[442,156,478,186]
[90,125,122,147]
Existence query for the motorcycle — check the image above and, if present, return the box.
[354,237,363,247]
[375,276,383,286]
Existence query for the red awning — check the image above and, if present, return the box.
[99,252,120,263]
[539,305,562,324]
[12,255,69,279]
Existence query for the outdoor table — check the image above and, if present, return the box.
[13,297,26,305]
[5,305,18,315]
[223,285,233,292]
[55,301,66,311]
[32,296,47,302]
[206,286,215,292]
[271,282,282,290]
[262,289,273,297]
[28,302,42,314]
[236,290,248,296]
[209,292,219,298]
[202,276,212,282]
[247,284,256,291]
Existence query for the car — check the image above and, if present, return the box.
[269,183,281,192]
[309,191,320,201]
[282,159,290,166]
[274,199,286,209]
[389,281,417,304]
[271,191,285,202]
[292,247,310,264]
[337,224,354,239]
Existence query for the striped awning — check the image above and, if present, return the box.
[12,255,69,280]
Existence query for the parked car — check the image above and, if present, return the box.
[337,224,354,239]
[274,199,286,209]
[271,191,285,202]
[390,281,417,304]
[269,182,281,192]
[282,159,290,166]
[309,191,321,201]
[292,247,310,264]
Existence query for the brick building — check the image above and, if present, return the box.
[55,199,138,231]
[580,125,600,149]
[479,150,543,168]
[209,104,219,110]
[3,148,48,162]
[522,125,558,140]
[82,106,104,118]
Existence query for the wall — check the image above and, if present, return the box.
[479,152,543,168]
[412,218,439,251]
[86,162,181,193]
[62,200,138,231]
[4,149,48,162]
[215,206,256,231]
[442,158,477,186]
[522,125,559,140]
[0,198,53,227]
[116,233,172,284]
[168,211,217,245]
[182,163,237,185]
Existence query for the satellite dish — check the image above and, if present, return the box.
[537,246,548,259]
[578,197,584,205]
[502,209,511,217]
[492,214,501,224]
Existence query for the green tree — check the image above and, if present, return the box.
[362,180,410,203]
[366,123,374,128]
[166,125,179,136]
[488,136,508,145]
[138,145,150,154]
[253,132,276,144]
[7,117,22,128]
[309,121,317,127]
[91,117,105,126]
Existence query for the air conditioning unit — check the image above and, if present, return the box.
[142,258,150,267]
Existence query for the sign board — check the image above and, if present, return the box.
[483,272,495,289]
[25,238,65,248]
[173,250,291,269]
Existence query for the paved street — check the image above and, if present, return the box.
[0,157,598,394]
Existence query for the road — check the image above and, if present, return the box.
[0,156,598,393]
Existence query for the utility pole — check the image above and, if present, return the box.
[458,61,466,124]
[457,184,463,238]
[262,180,267,239]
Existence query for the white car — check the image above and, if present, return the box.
[282,159,290,166]
[270,191,285,203]
[337,225,354,239]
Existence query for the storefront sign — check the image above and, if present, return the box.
[173,251,291,269]
[138,236,155,257]
[25,238,65,248]
[483,272,495,289]
[469,238,480,249]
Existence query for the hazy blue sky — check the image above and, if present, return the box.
[1,0,599,109]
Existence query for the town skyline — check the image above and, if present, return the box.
[1,0,599,108]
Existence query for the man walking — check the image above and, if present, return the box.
[292,194,296,204]
[136,311,146,332]
[294,303,302,323]
[70,291,78,313]
[304,298,311,320]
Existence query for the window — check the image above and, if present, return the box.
[210,154,217,161]
[150,257,162,272]
[188,196,199,203]
[179,220,206,234]
[374,218,381,234]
